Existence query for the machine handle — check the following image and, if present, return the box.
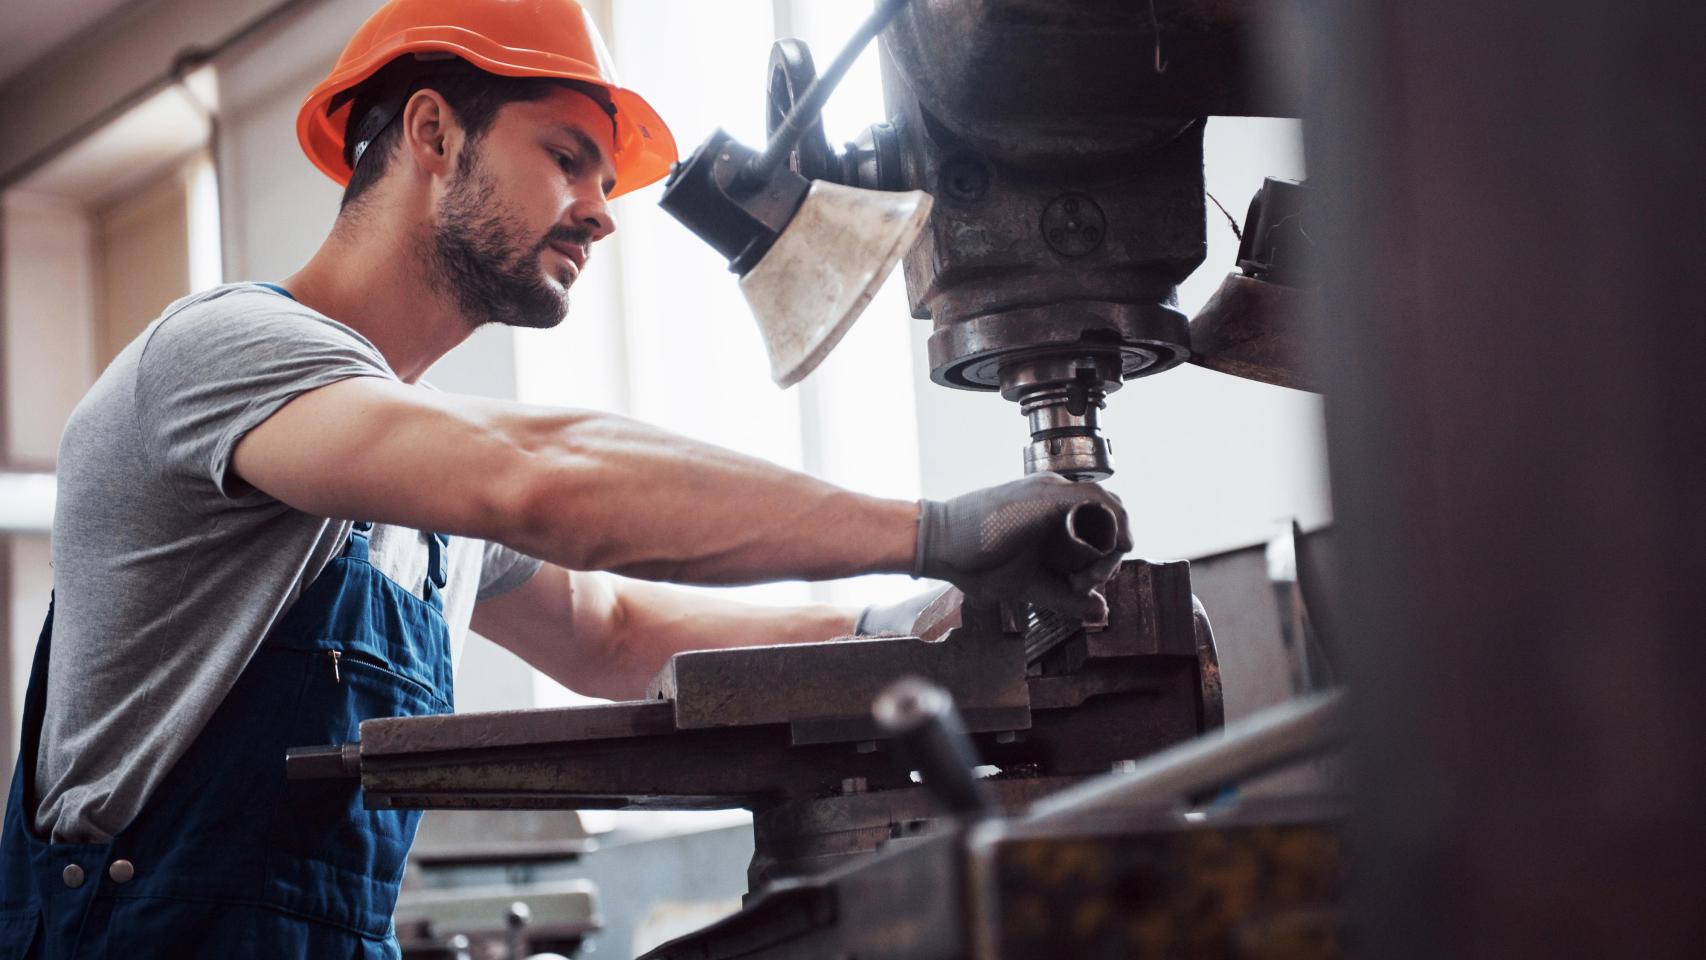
[872,676,996,818]
[285,742,362,780]
[1046,501,1120,572]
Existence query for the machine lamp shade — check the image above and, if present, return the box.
[741,181,931,387]
[659,129,931,388]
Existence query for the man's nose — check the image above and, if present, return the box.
[570,191,615,243]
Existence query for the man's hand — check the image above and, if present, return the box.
[914,474,1131,619]
[855,586,949,637]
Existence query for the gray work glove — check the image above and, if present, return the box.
[914,474,1131,619]
[855,586,950,637]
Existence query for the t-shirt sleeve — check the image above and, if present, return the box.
[477,540,545,600]
[134,289,397,506]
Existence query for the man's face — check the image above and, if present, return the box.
[429,87,619,329]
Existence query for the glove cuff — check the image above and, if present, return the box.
[853,604,877,636]
[913,499,945,579]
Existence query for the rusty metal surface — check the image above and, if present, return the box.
[361,701,675,755]
[970,799,1346,960]
[360,722,909,812]
[1189,273,1322,392]
[645,797,1345,960]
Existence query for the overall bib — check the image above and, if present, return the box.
[0,523,454,958]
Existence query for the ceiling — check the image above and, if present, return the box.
[0,0,148,88]
[16,69,214,207]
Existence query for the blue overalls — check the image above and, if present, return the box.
[0,523,454,958]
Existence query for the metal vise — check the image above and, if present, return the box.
[287,560,1220,893]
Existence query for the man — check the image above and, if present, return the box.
[0,0,1129,955]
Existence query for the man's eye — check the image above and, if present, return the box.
[552,151,577,171]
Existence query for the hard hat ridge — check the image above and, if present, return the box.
[297,0,676,199]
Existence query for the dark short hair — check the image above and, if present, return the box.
[338,56,614,210]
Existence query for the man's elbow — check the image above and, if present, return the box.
[569,587,657,701]
[472,410,610,567]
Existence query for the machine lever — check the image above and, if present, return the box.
[872,677,996,819]
[285,742,362,780]
[740,0,912,190]
[1045,501,1120,572]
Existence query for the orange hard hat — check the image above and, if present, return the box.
[296,0,676,200]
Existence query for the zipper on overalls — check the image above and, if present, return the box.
[327,650,341,682]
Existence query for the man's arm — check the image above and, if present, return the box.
[471,563,856,701]
[233,377,917,584]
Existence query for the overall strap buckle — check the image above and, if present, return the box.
[343,521,374,561]
[425,532,450,598]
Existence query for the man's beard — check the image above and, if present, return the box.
[428,148,586,330]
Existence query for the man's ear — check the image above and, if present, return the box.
[401,89,460,179]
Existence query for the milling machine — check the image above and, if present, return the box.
[290,2,1342,957]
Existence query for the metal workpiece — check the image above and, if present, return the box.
[648,633,1030,743]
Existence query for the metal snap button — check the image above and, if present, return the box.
[62,863,84,888]
[108,859,135,884]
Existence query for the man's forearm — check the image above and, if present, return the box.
[574,576,857,700]
[489,407,918,584]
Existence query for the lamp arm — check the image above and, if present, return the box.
[738,0,911,191]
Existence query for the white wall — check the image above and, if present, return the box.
[1,188,99,771]
[2,190,97,463]
[5,537,52,769]
[912,118,1330,560]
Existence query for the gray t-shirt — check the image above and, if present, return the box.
[37,283,543,842]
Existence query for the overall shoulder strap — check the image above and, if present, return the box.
[343,521,374,561]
